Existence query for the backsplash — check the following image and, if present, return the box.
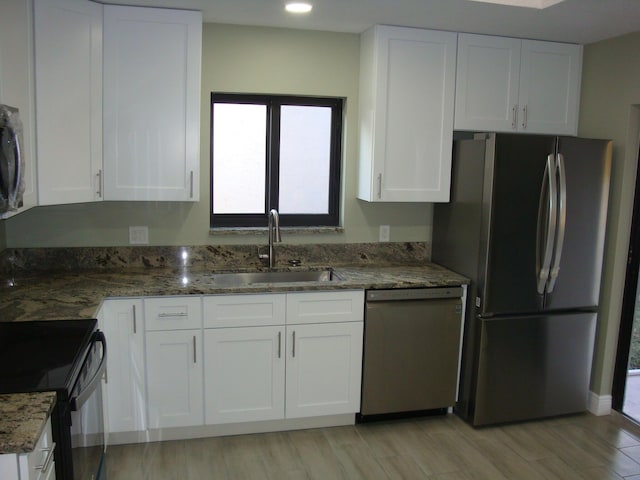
[1,242,429,276]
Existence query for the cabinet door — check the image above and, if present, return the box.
[454,34,521,132]
[103,6,202,201]
[146,330,203,428]
[101,299,146,434]
[285,322,363,418]
[518,40,582,135]
[34,0,103,205]
[359,26,457,202]
[0,0,37,215]
[204,326,285,424]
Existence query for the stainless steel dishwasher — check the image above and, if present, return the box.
[360,287,463,418]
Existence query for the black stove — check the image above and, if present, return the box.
[0,319,96,394]
[0,319,106,480]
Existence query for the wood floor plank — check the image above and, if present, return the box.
[288,428,348,480]
[183,436,228,479]
[105,413,640,480]
[377,454,430,479]
[545,421,640,476]
[332,443,391,479]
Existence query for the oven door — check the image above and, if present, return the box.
[70,331,107,480]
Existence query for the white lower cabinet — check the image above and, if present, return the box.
[204,326,285,424]
[203,290,364,425]
[100,290,364,438]
[146,329,203,429]
[285,321,364,418]
[100,299,146,435]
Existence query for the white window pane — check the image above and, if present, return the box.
[213,103,266,214]
[279,105,331,214]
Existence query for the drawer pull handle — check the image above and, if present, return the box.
[278,331,282,359]
[132,304,137,333]
[292,331,296,358]
[158,312,188,318]
[36,442,56,473]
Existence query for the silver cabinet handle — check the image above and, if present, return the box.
[292,331,296,358]
[521,105,528,130]
[278,331,282,359]
[512,105,518,130]
[36,442,56,473]
[377,173,382,199]
[158,312,188,318]
[132,304,137,334]
[193,335,197,364]
[96,169,102,198]
[189,170,194,198]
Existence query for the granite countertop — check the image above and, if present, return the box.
[0,392,56,455]
[0,263,468,322]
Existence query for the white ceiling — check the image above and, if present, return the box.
[100,0,640,44]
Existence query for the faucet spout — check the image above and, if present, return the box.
[267,209,282,268]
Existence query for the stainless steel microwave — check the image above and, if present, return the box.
[0,104,24,214]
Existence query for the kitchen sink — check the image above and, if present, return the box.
[210,269,338,286]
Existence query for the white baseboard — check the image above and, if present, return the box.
[588,391,612,416]
[108,413,355,446]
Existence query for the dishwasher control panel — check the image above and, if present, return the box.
[366,287,463,302]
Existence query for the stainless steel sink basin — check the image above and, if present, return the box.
[210,269,338,286]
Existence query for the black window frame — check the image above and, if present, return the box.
[210,93,343,228]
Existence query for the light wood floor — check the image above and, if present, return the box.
[106,412,640,479]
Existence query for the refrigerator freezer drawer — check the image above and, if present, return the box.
[473,312,596,426]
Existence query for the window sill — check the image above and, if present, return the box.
[209,226,344,236]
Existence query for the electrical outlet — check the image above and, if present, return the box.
[129,226,149,245]
[379,225,390,242]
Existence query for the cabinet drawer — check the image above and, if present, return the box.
[203,294,286,328]
[286,290,364,325]
[145,296,202,331]
[25,417,55,480]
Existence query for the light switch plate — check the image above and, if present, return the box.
[379,225,390,242]
[129,226,149,245]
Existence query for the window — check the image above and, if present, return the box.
[211,93,343,228]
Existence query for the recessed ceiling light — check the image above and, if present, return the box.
[467,0,566,8]
[285,2,313,14]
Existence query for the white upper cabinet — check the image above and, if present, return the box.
[455,33,582,135]
[454,34,521,133]
[358,25,457,202]
[518,40,582,135]
[103,6,202,201]
[34,0,103,205]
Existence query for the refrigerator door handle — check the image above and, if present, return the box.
[547,153,567,293]
[536,154,558,294]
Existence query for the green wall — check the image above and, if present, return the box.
[4,23,431,248]
[579,31,640,397]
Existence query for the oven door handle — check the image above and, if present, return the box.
[71,330,107,411]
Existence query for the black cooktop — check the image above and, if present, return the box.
[0,319,97,394]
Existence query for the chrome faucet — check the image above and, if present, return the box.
[265,209,282,268]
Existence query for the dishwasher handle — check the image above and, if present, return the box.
[366,287,463,302]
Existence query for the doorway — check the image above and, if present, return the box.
[613,143,640,420]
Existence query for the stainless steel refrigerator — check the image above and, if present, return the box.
[433,132,612,426]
